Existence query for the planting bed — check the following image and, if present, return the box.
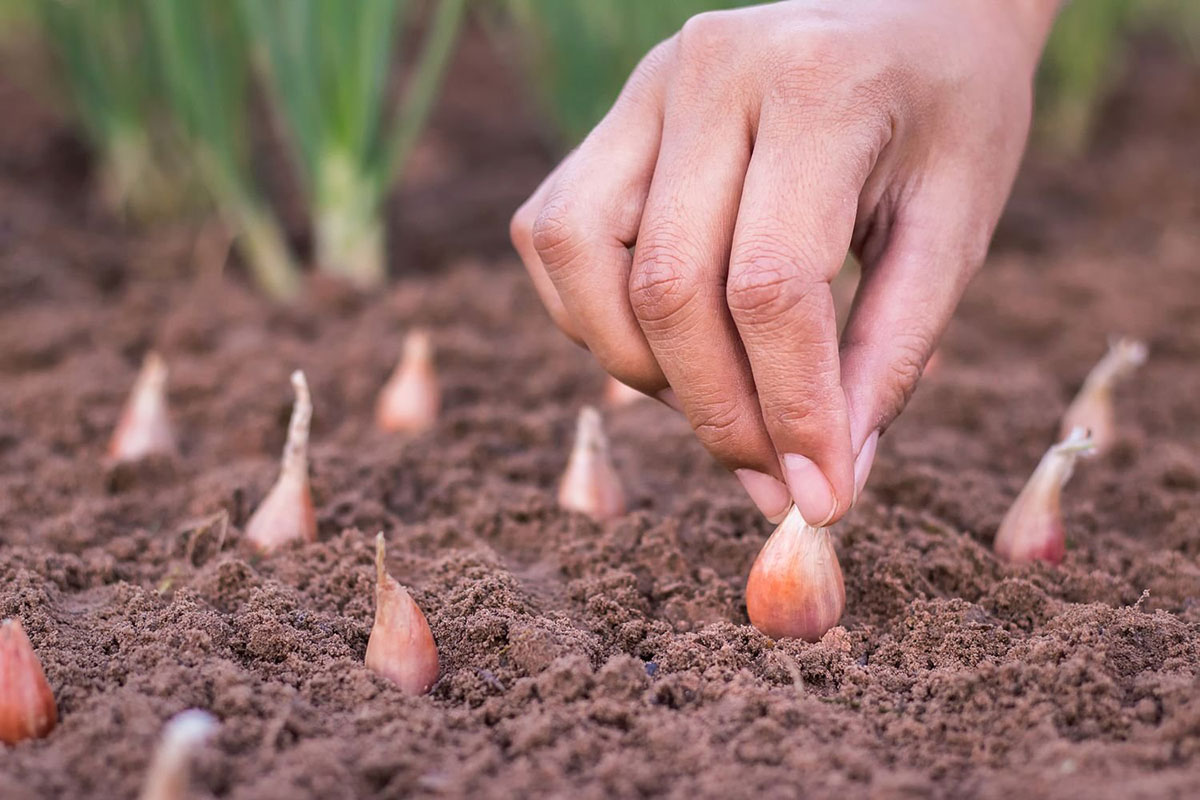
[1,34,1199,800]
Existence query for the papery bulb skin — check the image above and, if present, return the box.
[1060,337,1147,455]
[0,618,57,745]
[109,352,176,462]
[557,406,626,521]
[245,371,317,553]
[746,506,846,642]
[994,427,1095,565]
[365,533,439,695]
[603,376,646,408]
[376,329,440,433]
[139,709,218,800]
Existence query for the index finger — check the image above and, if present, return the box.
[727,110,882,526]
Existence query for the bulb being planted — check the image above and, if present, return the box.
[376,329,440,433]
[245,370,317,553]
[109,352,176,462]
[1060,337,1147,455]
[558,406,625,521]
[139,709,218,800]
[0,618,57,745]
[365,533,439,695]
[746,506,845,642]
[994,427,1095,565]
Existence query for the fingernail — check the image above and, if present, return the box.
[853,430,880,504]
[782,454,837,527]
[734,469,792,523]
[657,388,683,412]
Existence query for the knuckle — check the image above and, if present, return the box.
[677,11,738,64]
[509,202,535,249]
[765,30,850,97]
[770,56,839,102]
[627,38,676,96]
[883,330,933,413]
[530,196,582,267]
[726,249,819,328]
[690,396,744,451]
[628,240,701,326]
[770,404,818,431]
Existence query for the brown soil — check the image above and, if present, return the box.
[2,30,1199,800]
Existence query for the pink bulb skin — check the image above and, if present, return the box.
[244,474,317,554]
[994,507,1066,565]
[746,507,846,642]
[366,569,439,695]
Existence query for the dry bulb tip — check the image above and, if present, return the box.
[108,351,176,463]
[365,533,439,695]
[1060,336,1147,455]
[994,426,1095,565]
[245,370,317,553]
[139,709,218,800]
[557,406,626,521]
[376,329,440,433]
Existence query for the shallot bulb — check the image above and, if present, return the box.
[0,618,57,745]
[557,406,625,521]
[1060,337,1147,455]
[245,370,317,553]
[365,533,439,695]
[746,506,845,641]
[139,710,218,800]
[109,352,176,462]
[376,329,440,433]
[993,427,1095,565]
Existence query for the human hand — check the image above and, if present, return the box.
[511,0,1060,526]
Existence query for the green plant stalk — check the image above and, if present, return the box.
[192,143,300,300]
[313,150,385,288]
[381,0,466,186]
[148,0,300,299]
[236,200,304,301]
[243,0,464,287]
[36,0,177,220]
[317,0,464,286]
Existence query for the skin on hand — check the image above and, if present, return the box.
[511,0,1060,526]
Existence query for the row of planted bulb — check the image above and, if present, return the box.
[1,333,1147,780]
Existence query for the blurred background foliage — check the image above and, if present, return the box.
[1037,0,1199,150]
[0,0,1196,294]
[502,0,742,146]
